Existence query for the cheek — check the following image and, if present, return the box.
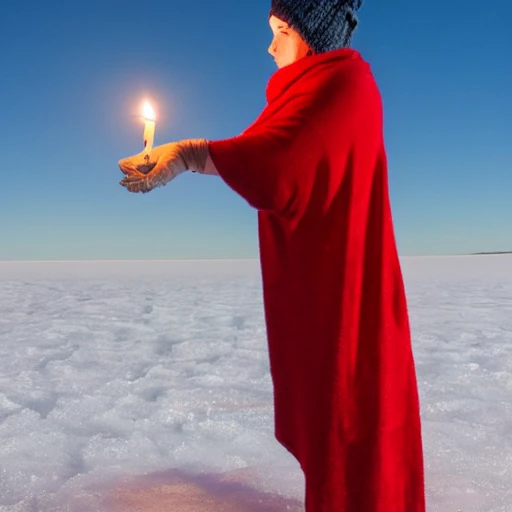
[276,36,294,58]
[291,34,309,58]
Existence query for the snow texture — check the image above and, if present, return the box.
[0,255,511,511]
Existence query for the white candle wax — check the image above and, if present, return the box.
[142,101,156,160]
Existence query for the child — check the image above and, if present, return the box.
[119,2,426,510]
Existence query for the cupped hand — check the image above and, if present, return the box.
[118,142,187,194]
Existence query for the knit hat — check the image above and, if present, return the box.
[269,0,362,53]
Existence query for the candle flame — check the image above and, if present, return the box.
[142,101,156,121]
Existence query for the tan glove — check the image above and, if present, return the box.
[118,139,209,194]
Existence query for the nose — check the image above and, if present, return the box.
[268,38,277,57]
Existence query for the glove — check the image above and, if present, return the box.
[118,139,209,193]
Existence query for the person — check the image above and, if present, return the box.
[118,1,426,510]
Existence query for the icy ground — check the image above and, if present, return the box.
[0,256,511,511]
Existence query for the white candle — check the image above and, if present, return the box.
[142,101,156,161]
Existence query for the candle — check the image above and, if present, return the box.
[142,101,156,162]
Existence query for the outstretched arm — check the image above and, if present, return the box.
[208,110,325,219]
[119,96,325,219]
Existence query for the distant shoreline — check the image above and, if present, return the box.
[0,253,511,263]
[471,251,512,255]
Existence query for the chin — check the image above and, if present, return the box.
[275,59,292,69]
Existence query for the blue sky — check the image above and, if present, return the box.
[1,0,510,260]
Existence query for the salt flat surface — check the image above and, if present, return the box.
[0,255,511,511]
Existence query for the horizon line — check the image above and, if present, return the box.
[1,252,511,263]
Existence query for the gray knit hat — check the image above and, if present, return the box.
[269,0,363,53]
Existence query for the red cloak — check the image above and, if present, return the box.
[209,49,425,512]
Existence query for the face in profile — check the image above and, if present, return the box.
[268,15,312,68]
